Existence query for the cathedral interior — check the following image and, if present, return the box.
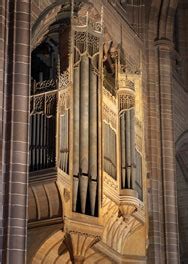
[0,0,188,263]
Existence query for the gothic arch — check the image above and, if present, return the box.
[31,230,112,264]
[149,0,178,40]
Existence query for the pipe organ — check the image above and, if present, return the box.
[29,7,144,220]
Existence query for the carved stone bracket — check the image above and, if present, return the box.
[64,232,100,262]
[102,195,145,254]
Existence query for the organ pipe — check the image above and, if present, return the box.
[121,114,126,188]
[79,55,89,214]
[120,108,136,189]
[80,55,89,175]
[73,65,80,176]
[89,58,98,215]
[103,122,117,180]
[126,110,131,188]
[130,108,136,189]
[89,59,98,180]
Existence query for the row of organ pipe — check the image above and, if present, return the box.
[30,114,56,172]
[73,55,99,216]
[120,108,136,189]
[103,122,117,179]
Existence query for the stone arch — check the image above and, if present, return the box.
[31,230,112,264]
[149,0,178,41]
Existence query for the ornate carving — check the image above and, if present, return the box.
[46,93,57,116]
[118,77,135,110]
[103,103,117,129]
[59,88,70,114]
[118,77,135,92]
[34,95,45,114]
[102,195,145,254]
[73,15,103,34]
[61,232,100,263]
[118,93,135,111]
[59,70,70,90]
[33,79,56,94]
[74,31,100,58]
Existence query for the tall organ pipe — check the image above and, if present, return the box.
[121,114,126,188]
[130,108,136,189]
[73,65,80,176]
[79,55,89,214]
[89,58,97,180]
[80,55,89,174]
[73,64,80,212]
[89,58,98,216]
[120,108,136,189]
[126,110,131,188]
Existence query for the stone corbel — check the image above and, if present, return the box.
[102,195,145,254]
[59,231,100,264]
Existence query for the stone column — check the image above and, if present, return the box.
[156,40,179,264]
[0,1,31,263]
[147,39,180,264]
[0,0,7,261]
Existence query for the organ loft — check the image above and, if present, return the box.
[28,2,147,263]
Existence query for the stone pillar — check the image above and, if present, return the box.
[0,1,31,263]
[147,39,180,264]
[0,0,7,261]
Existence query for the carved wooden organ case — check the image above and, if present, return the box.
[29,7,144,220]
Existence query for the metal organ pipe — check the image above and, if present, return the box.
[121,114,126,188]
[73,64,80,212]
[89,59,98,181]
[80,55,89,174]
[130,108,136,189]
[126,110,131,188]
[73,65,80,176]
[79,54,89,214]
[89,58,98,216]
[120,107,136,190]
